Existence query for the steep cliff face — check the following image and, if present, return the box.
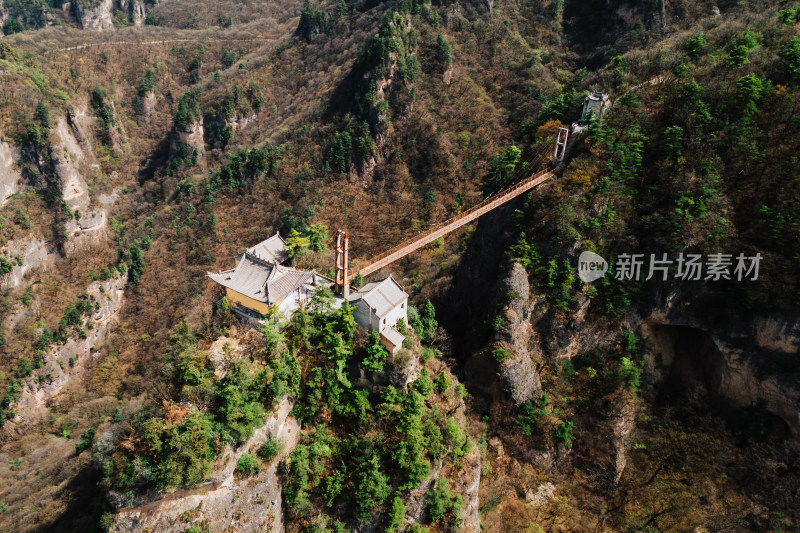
[51,112,114,254]
[449,196,799,485]
[0,136,20,205]
[73,0,114,30]
[66,107,98,162]
[453,444,481,533]
[111,398,299,533]
[51,144,90,215]
[3,235,54,289]
[492,262,544,405]
[132,0,145,26]
[139,91,156,119]
[445,201,528,397]
[3,275,126,433]
[169,119,206,168]
[117,0,145,26]
[642,309,800,439]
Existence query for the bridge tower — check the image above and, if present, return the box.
[553,126,570,165]
[335,230,349,299]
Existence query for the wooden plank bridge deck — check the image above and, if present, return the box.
[351,167,554,281]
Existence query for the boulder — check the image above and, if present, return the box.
[73,0,114,30]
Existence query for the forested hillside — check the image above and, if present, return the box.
[0,0,798,531]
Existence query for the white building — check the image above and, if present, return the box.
[347,275,408,355]
[572,92,611,135]
[581,91,610,121]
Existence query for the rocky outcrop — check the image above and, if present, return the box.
[63,209,110,254]
[5,275,126,430]
[66,107,98,162]
[117,0,145,25]
[169,119,205,167]
[453,445,481,533]
[611,400,637,482]
[458,260,545,406]
[2,235,54,289]
[206,335,245,378]
[131,0,145,25]
[51,144,90,213]
[50,116,113,253]
[642,311,800,439]
[137,91,156,119]
[349,14,416,182]
[73,0,114,30]
[111,398,299,533]
[0,136,21,205]
[493,262,543,405]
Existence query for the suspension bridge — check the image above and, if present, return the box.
[334,143,566,295]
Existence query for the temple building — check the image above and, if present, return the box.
[347,275,409,354]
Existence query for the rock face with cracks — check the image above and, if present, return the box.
[73,0,115,30]
[2,236,54,289]
[111,398,300,533]
[4,275,127,433]
[0,136,20,205]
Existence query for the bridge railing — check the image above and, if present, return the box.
[351,167,554,280]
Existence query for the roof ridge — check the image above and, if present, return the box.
[242,251,273,268]
[361,275,392,298]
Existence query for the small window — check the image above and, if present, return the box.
[383,318,386,325]
[401,302,405,308]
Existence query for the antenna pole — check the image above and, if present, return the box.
[343,232,350,300]
[335,230,350,298]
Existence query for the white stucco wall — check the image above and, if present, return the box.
[376,297,408,334]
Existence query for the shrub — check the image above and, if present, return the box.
[235,453,262,478]
[560,359,577,381]
[482,145,522,195]
[138,409,217,488]
[553,421,575,449]
[434,373,452,393]
[684,33,707,61]
[420,300,438,341]
[455,383,468,399]
[14,358,33,378]
[174,88,203,130]
[437,33,453,65]
[426,478,464,529]
[491,315,506,332]
[492,348,510,363]
[99,512,116,531]
[259,437,284,462]
[778,4,800,24]
[75,427,97,454]
[413,369,434,397]
[618,357,641,393]
[386,495,406,532]
[137,69,156,97]
[353,454,391,521]
[517,393,549,438]
[363,330,389,372]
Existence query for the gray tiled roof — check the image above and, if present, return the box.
[235,233,289,264]
[381,326,405,348]
[208,253,313,304]
[347,275,407,318]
